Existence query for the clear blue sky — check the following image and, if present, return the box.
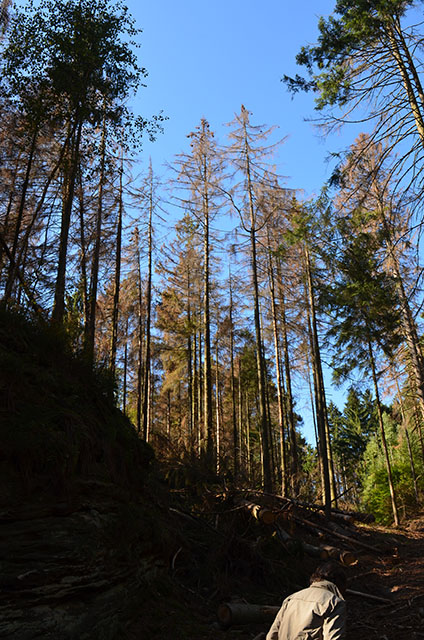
[130,1,350,195]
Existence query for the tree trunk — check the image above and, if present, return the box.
[110,153,124,380]
[305,243,331,516]
[268,245,287,496]
[85,118,107,361]
[52,118,83,324]
[368,339,400,526]
[215,339,221,474]
[229,274,238,479]
[386,19,424,145]
[136,232,144,435]
[246,165,272,490]
[142,163,154,441]
[4,127,38,302]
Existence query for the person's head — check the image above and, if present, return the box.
[310,561,347,596]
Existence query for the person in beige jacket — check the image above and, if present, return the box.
[266,562,347,640]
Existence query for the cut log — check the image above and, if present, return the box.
[303,541,330,560]
[276,525,329,560]
[346,512,376,524]
[240,500,276,525]
[217,602,279,628]
[326,511,354,525]
[237,489,375,524]
[322,545,357,566]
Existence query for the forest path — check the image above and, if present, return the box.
[348,514,424,640]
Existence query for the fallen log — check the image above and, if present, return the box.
[237,490,375,524]
[292,514,380,553]
[217,602,279,628]
[322,545,357,566]
[276,525,329,560]
[320,510,354,525]
[240,500,276,525]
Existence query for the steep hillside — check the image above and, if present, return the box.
[0,306,153,505]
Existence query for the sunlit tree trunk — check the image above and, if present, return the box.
[305,243,331,516]
[267,244,287,495]
[110,153,124,380]
[229,273,238,479]
[368,339,399,526]
[142,162,154,440]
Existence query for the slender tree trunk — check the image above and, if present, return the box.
[136,234,144,434]
[215,339,221,474]
[368,339,400,526]
[193,330,200,455]
[245,391,251,483]
[201,144,214,466]
[267,245,287,496]
[110,153,124,380]
[77,170,89,326]
[277,260,298,494]
[244,140,272,491]
[395,378,419,505]
[305,243,331,516]
[123,317,128,415]
[86,118,107,361]
[386,19,424,145]
[52,118,83,324]
[198,321,203,447]
[229,273,238,479]
[187,302,194,450]
[405,427,419,504]
[142,162,154,441]
[238,356,243,479]
[166,389,171,437]
[0,154,19,273]
[4,128,38,302]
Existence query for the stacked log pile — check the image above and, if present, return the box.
[233,491,379,566]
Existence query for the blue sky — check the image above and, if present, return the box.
[129,1,349,195]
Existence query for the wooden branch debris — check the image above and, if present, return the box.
[346,588,392,604]
[291,513,380,554]
[217,602,279,628]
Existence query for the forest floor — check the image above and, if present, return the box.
[346,513,424,640]
[127,510,424,640]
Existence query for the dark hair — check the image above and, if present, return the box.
[310,561,347,593]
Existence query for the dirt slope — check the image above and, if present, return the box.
[347,515,424,640]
